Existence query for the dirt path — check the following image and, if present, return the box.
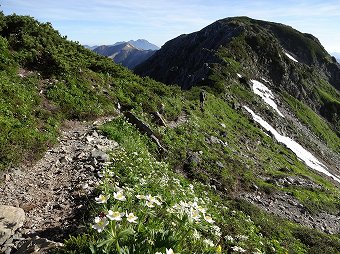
[0,116,118,253]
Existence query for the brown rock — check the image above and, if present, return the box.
[14,236,64,254]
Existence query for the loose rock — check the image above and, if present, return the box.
[0,116,116,251]
[0,205,25,245]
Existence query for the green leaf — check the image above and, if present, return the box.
[97,238,114,248]
[89,243,96,254]
[118,227,135,239]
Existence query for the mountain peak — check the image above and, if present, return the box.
[93,41,156,69]
[135,16,337,89]
[127,39,160,50]
[135,16,340,134]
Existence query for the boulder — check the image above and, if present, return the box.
[91,149,110,162]
[0,205,25,245]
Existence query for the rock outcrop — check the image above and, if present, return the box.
[124,111,167,153]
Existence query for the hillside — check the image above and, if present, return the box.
[93,42,156,69]
[0,13,340,254]
[135,17,340,133]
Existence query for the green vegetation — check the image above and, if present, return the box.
[61,117,340,254]
[284,93,340,153]
[0,13,178,169]
[1,13,340,254]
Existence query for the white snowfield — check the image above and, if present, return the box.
[244,106,340,183]
[284,52,299,63]
[251,80,285,117]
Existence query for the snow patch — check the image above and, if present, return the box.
[251,80,284,117]
[284,52,298,63]
[244,106,340,183]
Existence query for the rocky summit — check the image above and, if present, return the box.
[135,17,340,127]
[136,17,340,89]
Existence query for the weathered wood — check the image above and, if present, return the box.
[124,111,167,153]
[151,111,167,127]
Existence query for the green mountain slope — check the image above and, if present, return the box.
[135,17,340,136]
[135,16,340,188]
[0,13,168,170]
[1,13,340,253]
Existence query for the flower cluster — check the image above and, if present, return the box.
[92,191,138,232]
[231,246,246,253]
[136,194,162,208]
[168,201,215,224]
[155,248,178,254]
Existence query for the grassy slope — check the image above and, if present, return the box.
[62,115,340,253]
[1,13,340,253]
[0,13,177,170]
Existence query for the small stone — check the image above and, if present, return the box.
[86,135,95,143]
[5,247,11,254]
[91,149,110,162]
[20,203,36,212]
[186,152,201,164]
[91,158,98,166]
[216,161,225,168]
[4,174,11,181]
[91,130,99,137]
[84,164,95,171]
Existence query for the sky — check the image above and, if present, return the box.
[2,0,340,52]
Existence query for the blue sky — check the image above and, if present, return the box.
[2,0,340,52]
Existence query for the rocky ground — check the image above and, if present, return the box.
[240,188,340,234]
[0,116,118,254]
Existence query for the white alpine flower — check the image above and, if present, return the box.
[106,210,123,221]
[95,194,109,204]
[113,191,126,201]
[126,212,138,223]
[92,216,109,232]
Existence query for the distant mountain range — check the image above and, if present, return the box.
[83,45,98,50]
[85,39,159,69]
[93,42,156,69]
[126,39,160,51]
